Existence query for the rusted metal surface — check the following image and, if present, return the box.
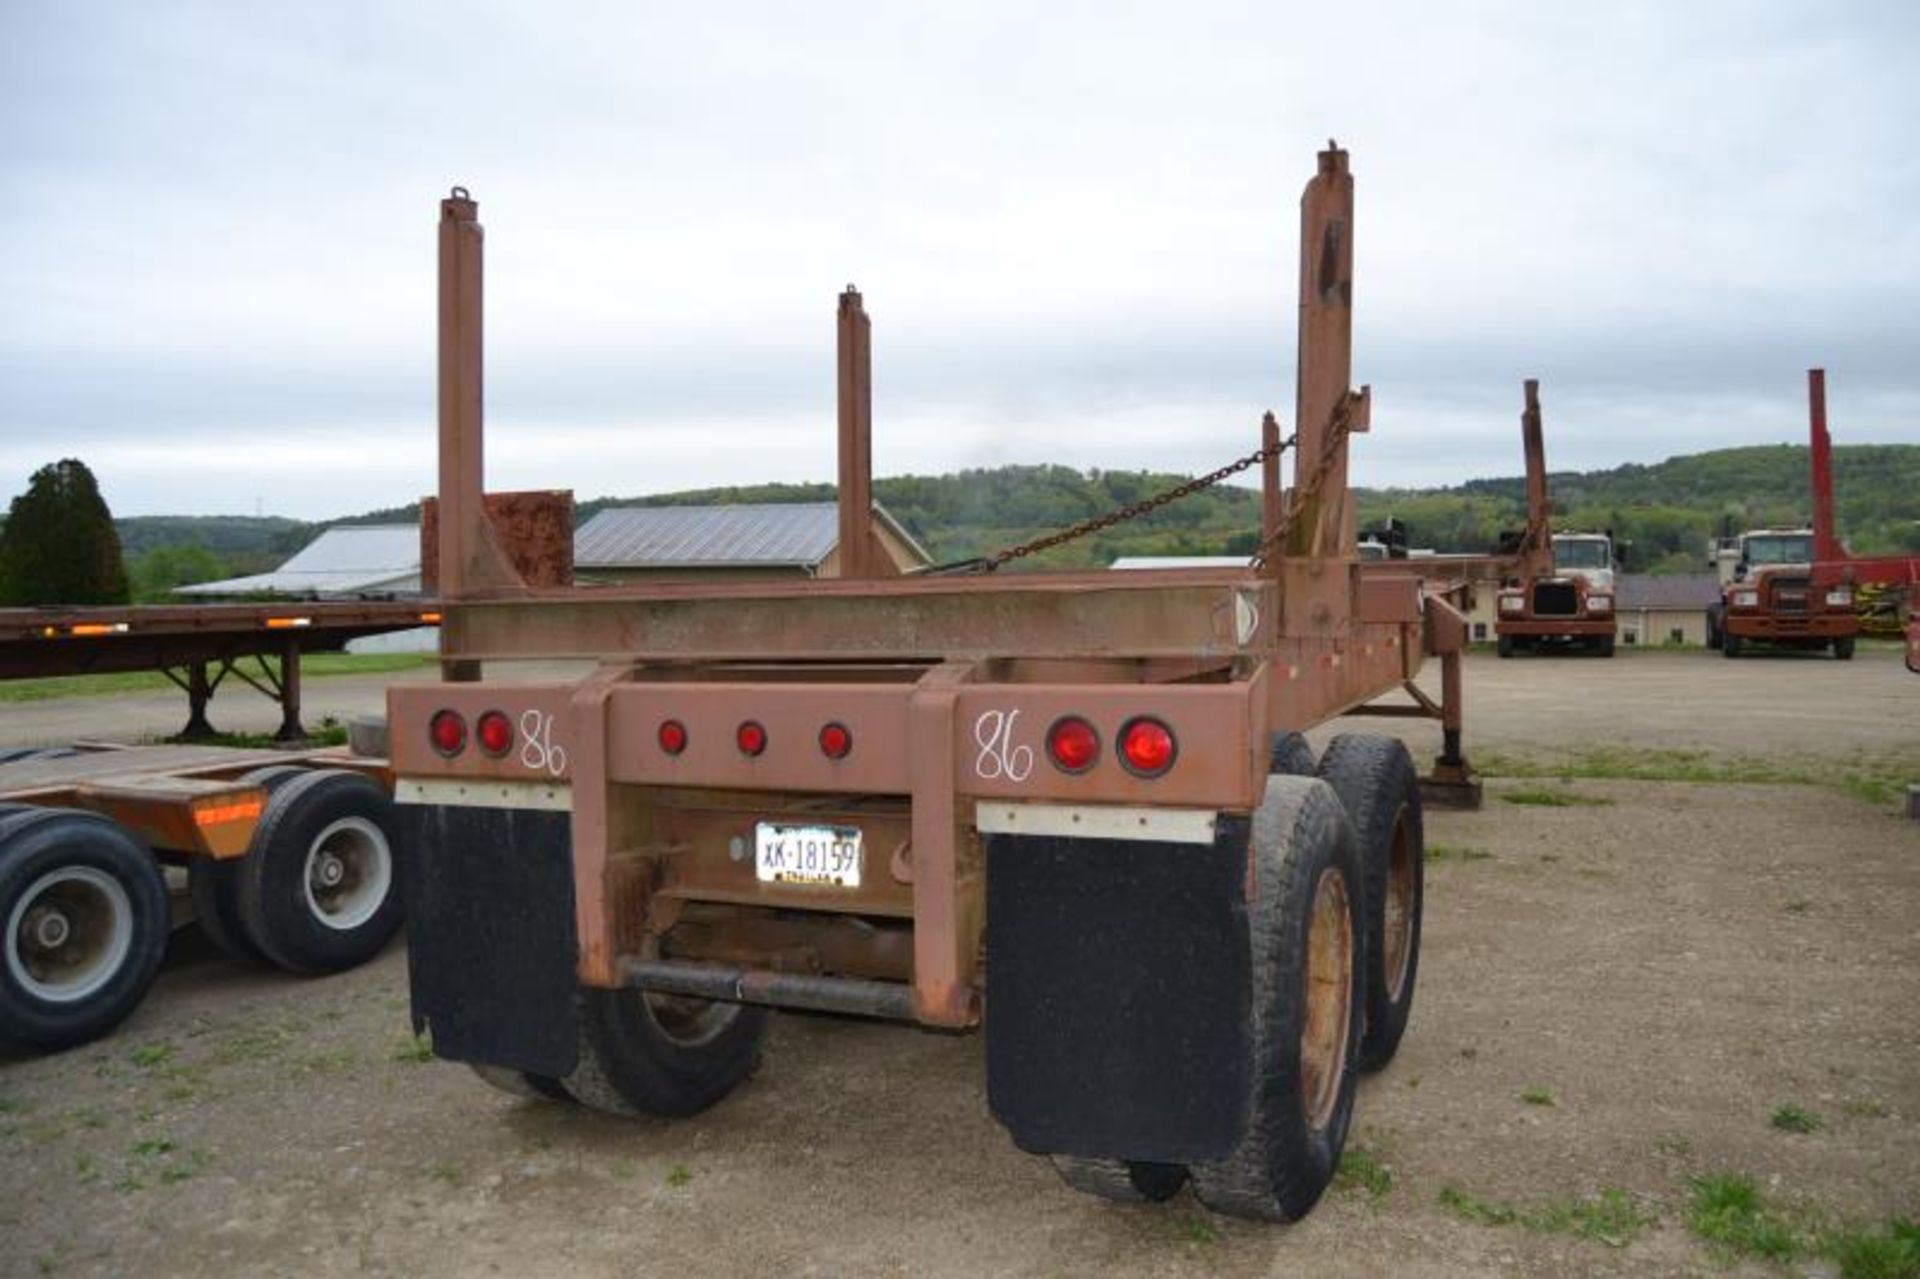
[1808,369,1841,566]
[393,144,1520,1031]
[437,189,529,604]
[420,491,574,594]
[1300,865,1354,1131]
[836,288,880,579]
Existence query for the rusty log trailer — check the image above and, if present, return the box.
[0,600,441,740]
[391,146,1536,1222]
[0,743,406,1050]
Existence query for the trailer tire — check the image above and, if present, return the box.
[469,1063,572,1103]
[1190,776,1363,1223]
[189,766,310,965]
[235,769,403,974]
[1705,607,1724,650]
[1833,636,1855,660]
[1315,734,1423,1072]
[567,985,769,1119]
[0,811,169,1050]
[1723,634,1743,659]
[1051,1155,1189,1203]
[1269,731,1316,776]
[1595,635,1616,658]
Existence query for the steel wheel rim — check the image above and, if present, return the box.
[1382,806,1416,1002]
[1298,865,1354,1131]
[6,866,134,1003]
[302,816,393,932]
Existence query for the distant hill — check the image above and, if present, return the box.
[117,443,1920,579]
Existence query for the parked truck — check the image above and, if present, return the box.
[1708,370,1914,661]
[389,147,1547,1223]
[1495,530,1618,658]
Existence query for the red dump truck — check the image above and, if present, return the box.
[388,146,1546,1223]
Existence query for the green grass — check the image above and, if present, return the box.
[1841,1099,1889,1119]
[1168,1214,1220,1245]
[1500,786,1615,808]
[1521,1087,1555,1107]
[1335,1145,1394,1198]
[1687,1174,1801,1261]
[1478,745,1920,811]
[1771,1104,1822,1134]
[666,1162,693,1189]
[1440,1184,1652,1248]
[1825,1219,1920,1279]
[0,652,436,704]
[391,1032,434,1064]
[130,1043,174,1069]
[1426,842,1494,864]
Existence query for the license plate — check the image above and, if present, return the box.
[754,823,862,888]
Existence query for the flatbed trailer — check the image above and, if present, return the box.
[0,599,441,739]
[0,741,406,1049]
[391,145,1538,1222]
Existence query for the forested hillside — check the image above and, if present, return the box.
[117,443,1920,580]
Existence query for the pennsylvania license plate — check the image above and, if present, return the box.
[754,823,863,888]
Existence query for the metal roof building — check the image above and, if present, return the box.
[574,503,930,579]
[176,525,422,599]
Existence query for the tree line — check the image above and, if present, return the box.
[2,444,1915,604]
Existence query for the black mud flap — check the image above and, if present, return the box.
[398,805,579,1079]
[985,816,1252,1163]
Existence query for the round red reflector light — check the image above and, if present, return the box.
[658,719,688,755]
[1045,716,1100,774]
[1119,717,1177,777]
[818,722,853,760]
[736,721,768,757]
[476,710,514,756]
[429,709,467,756]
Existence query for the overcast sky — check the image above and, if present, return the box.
[2,2,1914,520]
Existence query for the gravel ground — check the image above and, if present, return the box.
[1,648,1916,1278]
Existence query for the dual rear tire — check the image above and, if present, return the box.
[191,769,404,974]
[0,807,170,1050]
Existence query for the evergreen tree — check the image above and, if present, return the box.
[0,459,132,605]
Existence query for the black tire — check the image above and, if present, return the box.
[1269,731,1316,776]
[1723,634,1743,659]
[0,811,169,1050]
[1705,608,1724,650]
[1596,635,1616,658]
[1496,634,1514,659]
[1190,776,1364,1223]
[189,766,310,965]
[234,769,404,974]
[565,985,769,1118]
[1051,1155,1189,1203]
[1315,734,1424,1072]
[1833,636,1856,661]
[469,1063,573,1103]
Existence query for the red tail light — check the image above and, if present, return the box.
[1045,716,1100,773]
[429,709,467,757]
[658,719,688,755]
[736,721,768,757]
[819,722,853,760]
[476,710,514,757]
[1118,717,1176,777]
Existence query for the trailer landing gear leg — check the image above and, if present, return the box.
[1419,650,1482,810]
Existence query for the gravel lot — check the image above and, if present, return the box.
[2,648,1916,1278]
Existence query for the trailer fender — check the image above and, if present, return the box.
[984,814,1253,1163]
[397,803,579,1079]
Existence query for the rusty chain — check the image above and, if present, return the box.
[916,431,1297,575]
[1248,390,1365,569]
